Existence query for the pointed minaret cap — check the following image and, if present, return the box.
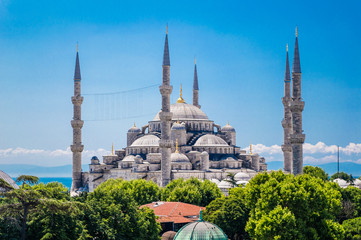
[193,57,199,90]
[163,26,170,66]
[285,44,291,82]
[292,26,301,73]
[74,43,81,81]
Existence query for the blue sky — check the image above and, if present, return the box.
[0,0,360,166]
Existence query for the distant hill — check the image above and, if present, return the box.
[0,164,88,177]
[1,162,360,178]
[268,161,361,177]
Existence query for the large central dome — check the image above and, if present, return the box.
[153,103,208,121]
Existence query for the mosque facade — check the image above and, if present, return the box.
[71,31,267,193]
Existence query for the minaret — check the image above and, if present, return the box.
[281,44,293,173]
[193,58,200,108]
[159,27,173,187]
[290,27,305,175]
[71,44,84,192]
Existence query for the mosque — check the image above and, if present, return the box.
[70,29,269,193]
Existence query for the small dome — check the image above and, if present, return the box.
[174,218,227,240]
[236,180,249,186]
[162,231,177,240]
[354,179,361,186]
[217,180,233,189]
[210,179,220,184]
[131,135,159,147]
[122,155,136,162]
[221,122,235,132]
[0,170,19,191]
[91,156,99,161]
[333,178,349,188]
[171,152,190,163]
[128,124,141,133]
[194,134,229,147]
[171,122,186,130]
[153,103,208,121]
[234,172,251,181]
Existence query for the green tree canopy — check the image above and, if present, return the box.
[161,177,222,207]
[84,178,161,240]
[331,172,354,183]
[343,217,361,240]
[244,170,344,239]
[304,165,329,181]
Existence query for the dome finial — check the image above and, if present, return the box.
[133,122,136,127]
[250,143,252,155]
[177,118,180,124]
[227,120,229,126]
[199,210,203,221]
[175,139,179,153]
[112,143,114,155]
[177,84,185,103]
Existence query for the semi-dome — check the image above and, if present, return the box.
[171,152,190,163]
[194,134,229,146]
[153,102,208,121]
[217,180,233,189]
[131,135,159,147]
[122,155,136,162]
[128,124,141,133]
[221,122,235,132]
[0,170,19,191]
[234,172,251,181]
[171,122,186,130]
[173,214,228,240]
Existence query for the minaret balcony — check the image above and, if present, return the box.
[71,144,84,152]
[290,101,304,112]
[159,112,173,121]
[71,120,84,128]
[71,96,84,104]
[159,140,173,148]
[289,133,305,144]
[281,144,292,152]
[281,119,291,128]
[159,85,173,95]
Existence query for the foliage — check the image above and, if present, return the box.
[161,177,222,207]
[303,165,329,181]
[203,188,249,240]
[247,205,299,240]
[343,217,361,240]
[0,179,85,240]
[84,178,161,240]
[338,187,361,222]
[244,170,344,239]
[331,172,354,183]
[224,172,239,187]
[0,178,14,192]
[16,175,39,187]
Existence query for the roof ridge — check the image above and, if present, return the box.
[169,202,180,216]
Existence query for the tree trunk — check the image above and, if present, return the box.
[21,205,29,240]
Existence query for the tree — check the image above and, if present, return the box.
[161,177,222,207]
[203,188,249,240]
[16,175,39,187]
[0,177,85,240]
[331,172,354,183]
[244,170,344,239]
[304,165,329,181]
[246,206,299,240]
[84,178,161,240]
[224,173,238,188]
[338,187,361,222]
[343,217,361,240]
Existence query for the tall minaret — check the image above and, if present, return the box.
[159,27,173,187]
[193,58,200,108]
[70,44,84,192]
[281,44,293,173]
[290,27,305,175]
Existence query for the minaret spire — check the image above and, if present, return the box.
[71,44,84,194]
[193,57,201,108]
[159,27,173,187]
[281,44,293,173]
[290,27,305,175]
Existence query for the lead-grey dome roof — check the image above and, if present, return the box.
[131,135,159,147]
[0,170,19,191]
[171,152,190,163]
[153,103,208,121]
[194,134,229,146]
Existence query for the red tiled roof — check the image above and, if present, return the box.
[140,202,205,223]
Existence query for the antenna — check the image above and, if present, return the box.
[337,145,340,175]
